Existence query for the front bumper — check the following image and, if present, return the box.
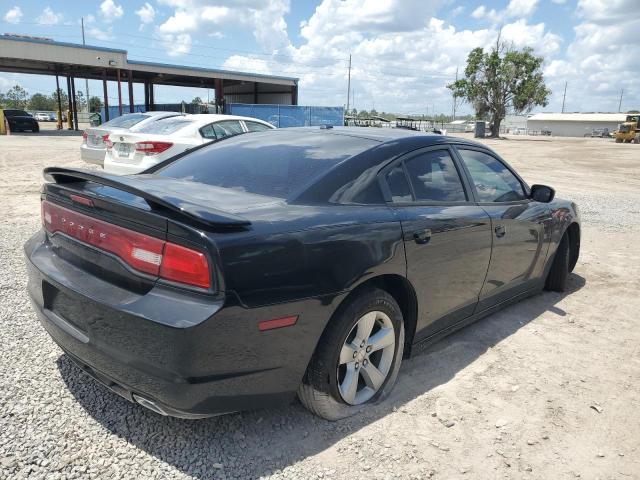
[25,231,335,418]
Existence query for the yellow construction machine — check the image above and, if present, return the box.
[614,114,640,143]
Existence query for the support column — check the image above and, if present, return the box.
[214,78,224,113]
[55,73,62,130]
[149,82,154,110]
[102,70,109,122]
[128,70,134,113]
[66,76,73,129]
[70,76,79,131]
[143,81,149,111]
[116,69,123,116]
[253,82,258,104]
[291,83,298,106]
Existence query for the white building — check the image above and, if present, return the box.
[526,113,627,137]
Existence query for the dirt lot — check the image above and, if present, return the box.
[1,130,639,480]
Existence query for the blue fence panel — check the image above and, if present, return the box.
[225,104,344,128]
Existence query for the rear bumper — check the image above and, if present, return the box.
[25,231,336,418]
[80,145,106,165]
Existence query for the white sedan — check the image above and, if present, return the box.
[81,111,182,166]
[103,114,275,175]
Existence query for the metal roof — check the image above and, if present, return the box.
[527,113,627,122]
[0,34,298,85]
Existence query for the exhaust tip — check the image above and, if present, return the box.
[132,393,168,416]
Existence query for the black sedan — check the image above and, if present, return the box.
[25,128,580,420]
[4,109,39,132]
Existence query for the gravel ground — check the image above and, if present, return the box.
[1,130,639,480]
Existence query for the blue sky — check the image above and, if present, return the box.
[1,0,638,115]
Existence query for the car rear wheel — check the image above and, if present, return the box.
[298,288,404,420]
[545,233,570,292]
[32,124,40,133]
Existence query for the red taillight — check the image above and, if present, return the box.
[41,201,211,289]
[160,243,211,289]
[82,131,88,141]
[104,136,113,149]
[135,141,173,155]
[101,134,109,144]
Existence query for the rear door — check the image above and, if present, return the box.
[454,147,552,309]
[381,146,492,340]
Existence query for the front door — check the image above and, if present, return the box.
[382,147,493,340]
[455,147,552,310]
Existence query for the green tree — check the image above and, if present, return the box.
[5,84,29,109]
[448,41,550,137]
[75,91,87,111]
[28,93,55,110]
[191,96,203,105]
[51,88,69,111]
[88,96,103,113]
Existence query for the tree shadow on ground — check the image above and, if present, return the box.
[58,274,585,479]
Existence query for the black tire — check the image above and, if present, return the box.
[32,124,40,133]
[545,234,570,292]
[298,288,405,421]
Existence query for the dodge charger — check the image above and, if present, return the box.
[25,127,580,420]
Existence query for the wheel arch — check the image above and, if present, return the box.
[566,222,580,272]
[332,275,419,358]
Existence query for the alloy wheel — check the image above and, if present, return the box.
[337,310,396,405]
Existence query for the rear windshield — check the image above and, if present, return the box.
[155,130,378,198]
[135,117,193,135]
[101,113,150,129]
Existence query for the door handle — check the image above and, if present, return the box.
[494,225,506,238]
[413,228,432,244]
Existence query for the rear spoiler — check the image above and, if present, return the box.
[43,167,251,228]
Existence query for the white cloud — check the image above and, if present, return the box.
[3,6,22,24]
[471,5,486,18]
[221,1,559,113]
[154,0,292,54]
[144,0,638,113]
[87,26,114,41]
[136,2,156,28]
[541,0,640,111]
[471,0,539,24]
[100,0,124,22]
[451,6,464,17]
[37,7,63,25]
[550,0,566,4]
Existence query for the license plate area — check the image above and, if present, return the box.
[116,143,132,157]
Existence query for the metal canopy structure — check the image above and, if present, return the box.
[0,34,298,128]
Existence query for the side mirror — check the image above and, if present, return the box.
[530,184,555,203]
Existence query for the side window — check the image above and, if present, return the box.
[458,149,526,202]
[404,150,467,202]
[212,121,244,139]
[386,164,412,202]
[245,121,272,132]
[200,124,217,140]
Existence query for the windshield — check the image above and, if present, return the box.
[101,113,150,129]
[155,130,378,199]
[135,117,193,135]
[4,110,29,117]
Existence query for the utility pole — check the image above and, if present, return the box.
[346,54,352,113]
[618,89,624,112]
[452,67,458,121]
[561,81,567,113]
[81,17,90,112]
